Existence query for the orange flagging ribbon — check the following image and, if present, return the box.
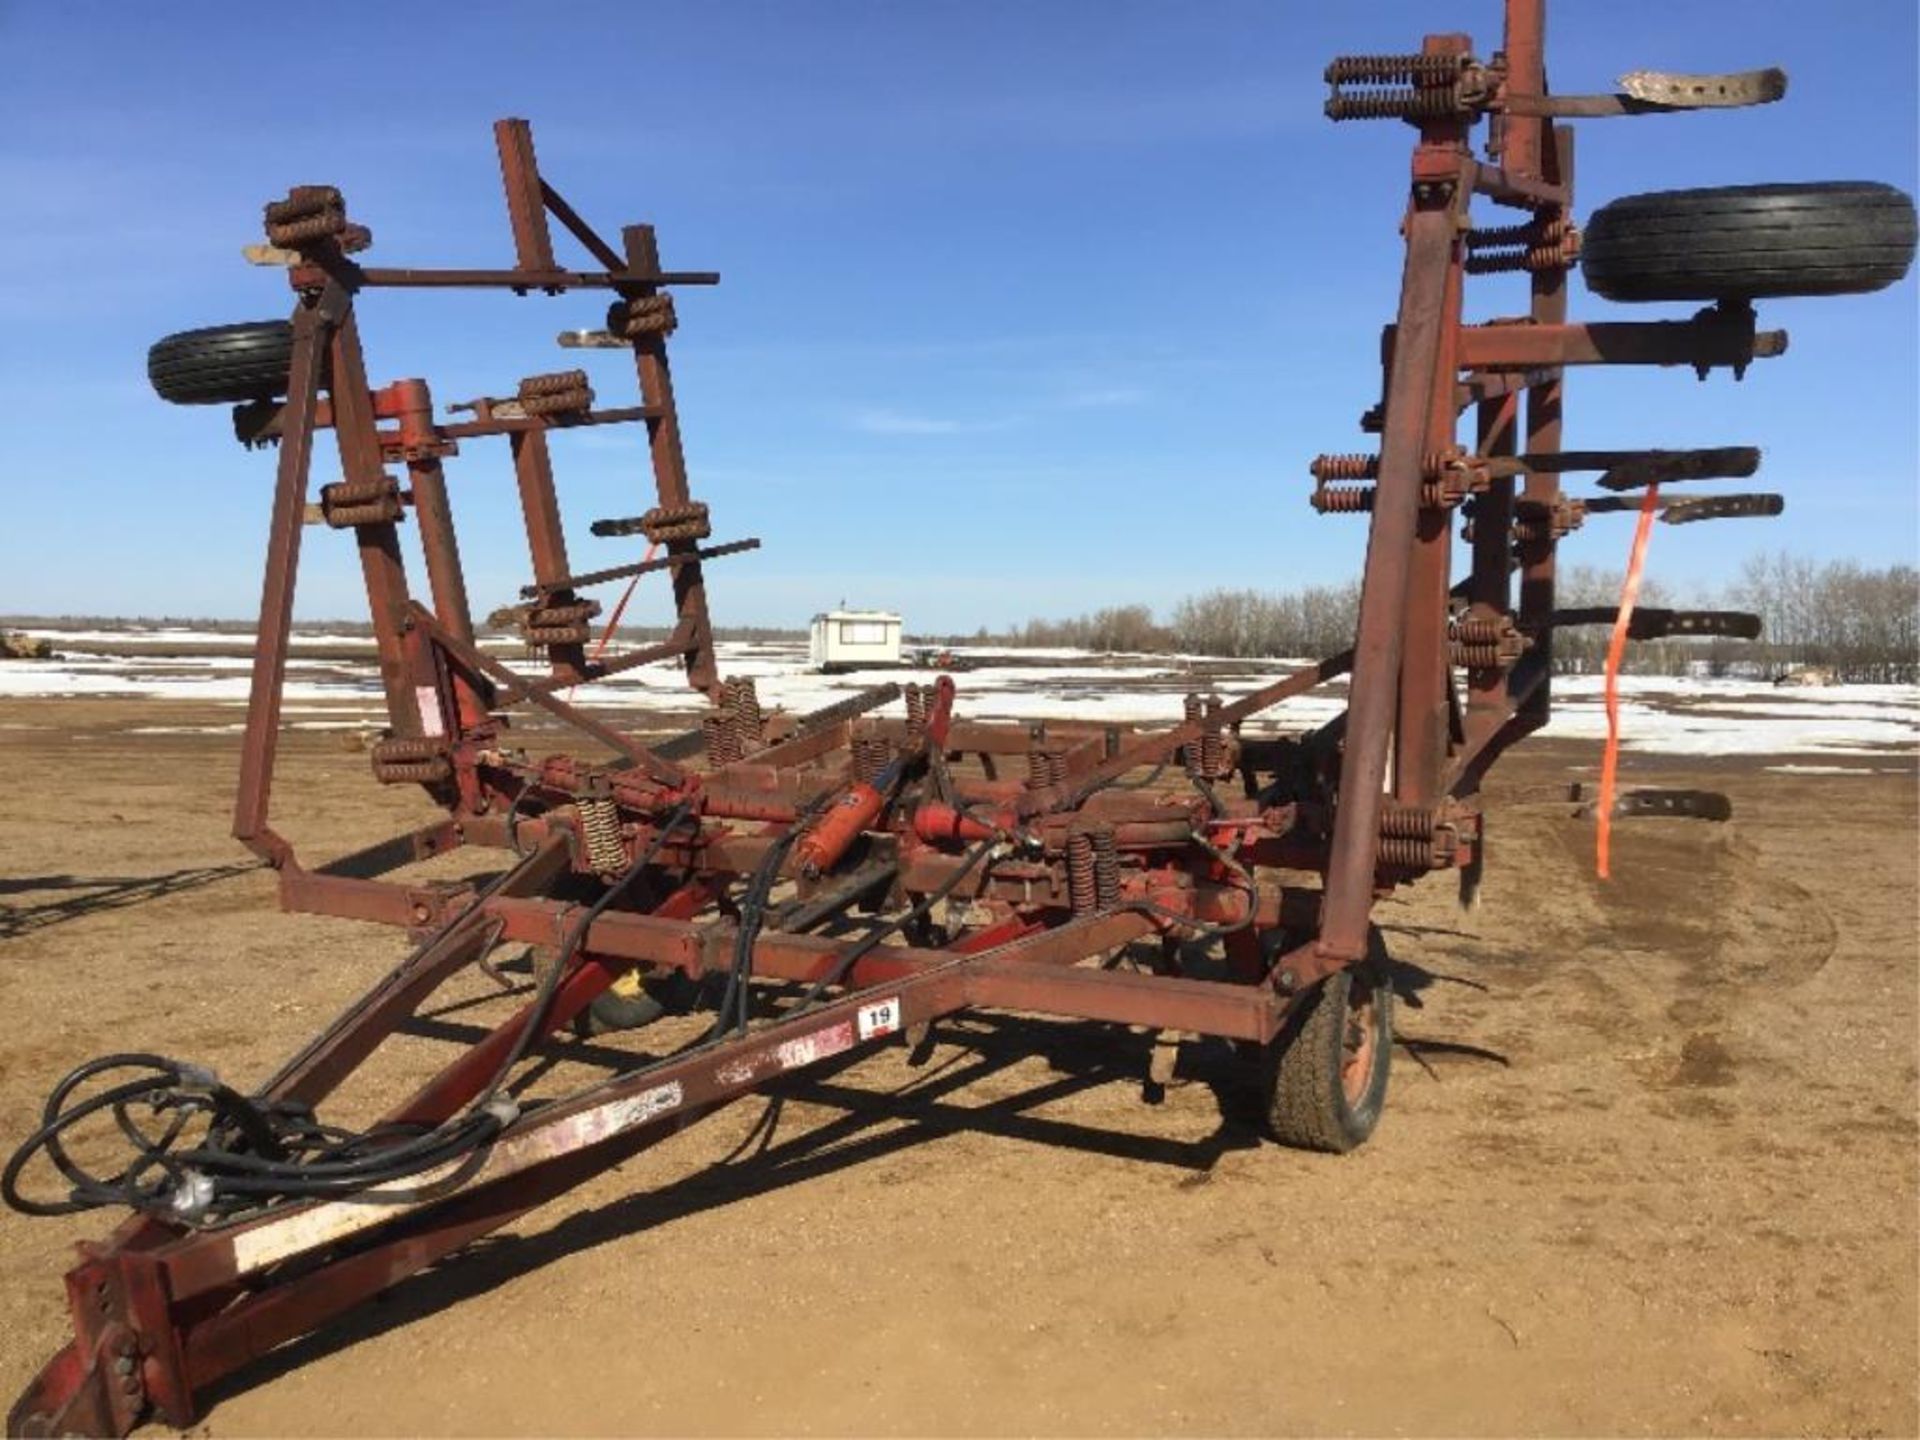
[591,541,659,666]
[567,541,658,704]
[1596,482,1660,880]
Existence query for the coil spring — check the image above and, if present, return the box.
[1200,727,1226,782]
[1066,832,1097,913]
[524,595,598,647]
[321,477,403,529]
[577,797,626,874]
[1181,694,1208,778]
[522,599,600,649]
[851,736,891,785]
[527,599,600,627]
[523,623,587,645]
[326,501,397,528]
[635,502,712,545]
[1325,85,1464,123]
[1314,478,1465,513]
[1310,453,1380,481]
[1463,219,1580,275]
[370,757,450,785]
[725,676,764,748]
[1091,828,1119,911]
[264,187,348,247]
[607,294,679,339]
[1027,748,1066,789]
[1451,643,1501,668]
[1376,802,1443,870]
[1380,803,1435,839]
[1451,612,1526,669]
[1201,733,1225,778]
[1463,241,1580,275]
[264,185,342,222]
[520,369,590,398]
[369,735,451,785]
[267,209,347,246]
[1324,52,1464,85]
[1511,497,1583,545]
[519,386,595,417]
[1312,483,1374,514]
[1310,450,1458,482]
[1376,833,1441,868]
[1466,220,1535,248]
[322,478,392,507]
[703,710,740,767]
[903,683,929,750]
[1182,695,1228,780]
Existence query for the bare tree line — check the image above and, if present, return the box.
[980,554,1917,682]
[1001,584,1365,659]
[1725,552,1919,684]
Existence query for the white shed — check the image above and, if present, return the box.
[809,609,902,671]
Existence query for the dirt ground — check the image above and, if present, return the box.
[0,696,1914,1437]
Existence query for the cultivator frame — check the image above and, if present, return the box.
[11,2,1821,1432]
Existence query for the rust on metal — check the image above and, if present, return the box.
[11,4,1895,1432]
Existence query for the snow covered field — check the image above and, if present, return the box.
[2,629,1915,760]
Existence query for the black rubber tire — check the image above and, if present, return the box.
[1581,181,1917,303]
[1264,962,1392,1153]
[578,987,668,1037]
[147,321,298,405]
[573,968,701,1037]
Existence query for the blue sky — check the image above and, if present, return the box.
[2,1,1914,633]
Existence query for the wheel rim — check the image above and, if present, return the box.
[1339,977,1379,1107]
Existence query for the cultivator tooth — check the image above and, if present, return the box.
[1501,68,1787,119]
[1616,68,1788,110]
[1578,491,1783,524]
[1550,607,1763,642]
[1584,446,1762,491]
[555,328,631,349]
[1611,788,1734,821]
[1657,493,1785,525]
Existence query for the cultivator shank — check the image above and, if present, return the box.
[11,2,1913,1433]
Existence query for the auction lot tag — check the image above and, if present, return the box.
[857,996,902,1041]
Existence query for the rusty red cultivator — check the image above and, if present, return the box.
[8,2,1914,1433]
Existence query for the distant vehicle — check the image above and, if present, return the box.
[909,646,966,671]
[809,608,902,672]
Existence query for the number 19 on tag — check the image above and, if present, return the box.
[856,996,902,1041]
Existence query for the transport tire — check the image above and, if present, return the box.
[147,320,300,405]
[580,984,668,1036]
[574,968,700,1037]
[1264,957,1392,1153]
[1580,181,1917,303]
